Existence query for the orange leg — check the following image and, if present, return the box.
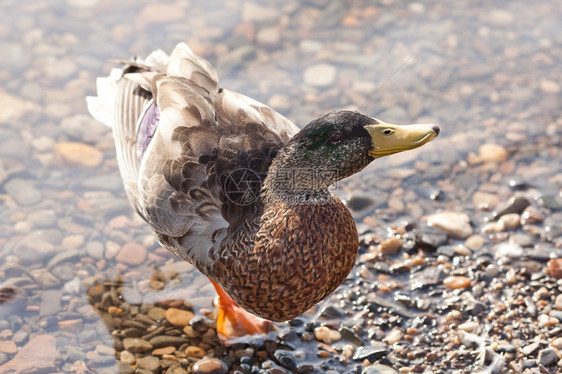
[209,278,272,342]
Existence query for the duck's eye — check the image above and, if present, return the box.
[382,129,394,135]
[329,131,342,143]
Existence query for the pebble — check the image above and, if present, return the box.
[313,326,341,344]
[383,329,403,344]
[364,364,398,374]
[192,358,228,374]
[443,276,471,289]
[137,355,160,373]
[537,348,559,367]
[427,211,473,239]
[494,243,524,259]
[478,143,508,162]
[303,63,337,87]
[472,191,499,210]
[539,79,560,94]
[0,335,60,374]
[521,342,540,357]
[0,341,17,354]
[115,242,147,266]
[123,338,152,353]
[28,210,57,227]
[555,294,562,311]
[241,2,279,22]
[273,350,297,370]
[185,346,206,358]
[353,345,389,361]
[379,236,402,256]
[148,336,189,348]
[164,308,195,327]
[4,178,42,206]
[481,221,505,233]
[487,9,515,26]
[0,92,34,123]
[499,213,520,230]
[119,350,136,365]
[256,27,281,45]
[551,338,562,350]
[136,3,186,26]
[54,142,104,167]
[494,196,531,218]
[465,235,484,250]
[30,268,60,288]
[547,258,562,278]
[85,241,104,259]
[458,321,479,333]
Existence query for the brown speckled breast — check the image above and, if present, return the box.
[210,195,358,321]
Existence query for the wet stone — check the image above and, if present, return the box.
[30,268,60,288]
[149,335,189,348]
[0,335,60,374]
[436,246,456,257]
[137,355,160,373]
[478,143,508,162]
[165,307,194,327]
[339,326,363,346]
[405,228,448,251]
[411,266,444,290]
[273,350,297,370]
[494,196,531,219]
[190,316,212,333]
[0,341,17,354]
[427,211,472,239]
[496,344,516,353]
[28,210,57,227]
[115,242,147,265]
[537,348,558,367]
[314,326,341,344]
[184,346,205,358]
[353,345,388,361]
[443,276,471,289]
[541,195,562,210]
[4,178,42,206]
[303,63,336,87]
[40,290,62,315]
[546,258,562,279]
[555,294,562,310]
[364,364,398,374]
[346,195,377,212]
[494,243,524,259]
[521,342,541,357]
[192,358,228,374]
[123,338,152,353]
[54,142,104,167]
[318,305,344,319]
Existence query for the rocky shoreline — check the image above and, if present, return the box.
[1,0,561,373]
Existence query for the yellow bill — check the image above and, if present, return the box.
[364,121,440,158]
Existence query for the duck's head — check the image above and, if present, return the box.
[267,110,439,195]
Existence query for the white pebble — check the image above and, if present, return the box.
[314,326,341,344]
[303,64,337,87]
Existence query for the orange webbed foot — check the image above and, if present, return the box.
[209,279,273,342]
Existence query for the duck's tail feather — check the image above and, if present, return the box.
[86,67,122,128]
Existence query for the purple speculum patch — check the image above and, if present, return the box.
[136,100,160,162]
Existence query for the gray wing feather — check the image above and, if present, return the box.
[92,43,299,271]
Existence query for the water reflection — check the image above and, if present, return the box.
[0,0,561,372]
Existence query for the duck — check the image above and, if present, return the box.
[87,43,439,341]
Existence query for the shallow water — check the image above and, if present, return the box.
[0,0,561,373]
